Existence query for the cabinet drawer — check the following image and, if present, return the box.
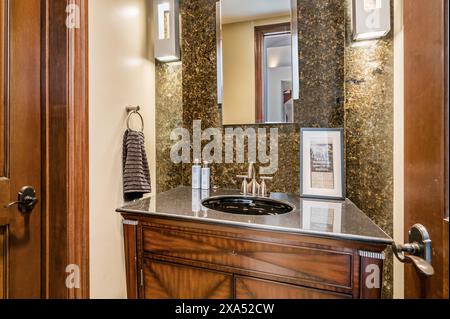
[143,259,233,299]
[143,227,353,289]
[235,277,351,299]
[235,276,351,299]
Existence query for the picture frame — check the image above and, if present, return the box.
[300,128,345,200]
[301,199,343,233]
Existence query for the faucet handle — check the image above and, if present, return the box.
[259,176,273,197]
[236,175,249,196]
[247,162,256,179]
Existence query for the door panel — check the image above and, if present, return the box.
[0,0,41,299]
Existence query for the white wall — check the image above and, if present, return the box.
[222,20,255,124]
[89,0,156,299]
[393,0,404,299]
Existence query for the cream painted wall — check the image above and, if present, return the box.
[89,0,156,299]
[223,20,255,124]
[393,0,404,299]
[222,16,289,125]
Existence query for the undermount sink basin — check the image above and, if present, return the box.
[201,196,295,216]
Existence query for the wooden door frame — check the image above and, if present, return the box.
[404,0,448,299]
[41,0,89,299]
[254,23,291,123]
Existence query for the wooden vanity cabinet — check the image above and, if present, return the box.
[121,214,388,299]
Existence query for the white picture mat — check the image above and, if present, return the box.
[302,200,342,233]
[302,130,343,198]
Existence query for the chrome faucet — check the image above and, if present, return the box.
[237,162,274,197]
[247,162,260,196]
[259,176,273,197]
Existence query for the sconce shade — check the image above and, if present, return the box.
[352,0,391,41]
[154,0,180,62]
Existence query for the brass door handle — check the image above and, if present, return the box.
[4,186,38,214]
[392,224,434,277]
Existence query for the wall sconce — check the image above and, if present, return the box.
[154,0,180,62]
[352,0,391,41]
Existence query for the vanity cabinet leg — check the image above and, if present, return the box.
[359,250,385,299]
[123,220,139,299]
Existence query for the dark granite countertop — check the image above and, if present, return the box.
[117,186,393,245]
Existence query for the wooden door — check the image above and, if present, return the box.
[0,0,42,299]
[404,0,449,299]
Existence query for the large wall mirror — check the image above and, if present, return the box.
[217,0,299,125]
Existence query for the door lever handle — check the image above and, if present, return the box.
[5,201,22,208]
[406,255,434,277]
[392,224,434,277]
[4,186,38,214]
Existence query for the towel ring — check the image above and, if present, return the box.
[127,110,144,132]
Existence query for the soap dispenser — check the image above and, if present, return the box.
[201,161,211,190]
[192,159,202,189]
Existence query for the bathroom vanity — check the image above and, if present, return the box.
[117,187,392,299]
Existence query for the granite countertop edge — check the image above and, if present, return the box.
[116,187,394,246]
[117,206,394,245]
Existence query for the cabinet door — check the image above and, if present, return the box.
[143,259,233,299]
[235,276,351,299]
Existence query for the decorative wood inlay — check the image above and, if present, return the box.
[123,220,139,226]
[143,227,353,288]
[143,259,233,299]
[358,250,385,260]
[235,276,350,299]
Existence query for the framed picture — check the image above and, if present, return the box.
[301,199,343,233]
[300,128,345,200]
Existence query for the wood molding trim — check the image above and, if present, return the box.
[67,0,89,299]
[42,0,89,299]
[254,23,290,123]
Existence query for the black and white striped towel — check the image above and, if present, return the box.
[122,129,151,201]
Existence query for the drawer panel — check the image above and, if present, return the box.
[235,276,351,299]
[143,227,353,289]
[143,259,233,299]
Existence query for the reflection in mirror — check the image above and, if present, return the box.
[218,0,298,125]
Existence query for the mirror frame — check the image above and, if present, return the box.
[216,0,299,108]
